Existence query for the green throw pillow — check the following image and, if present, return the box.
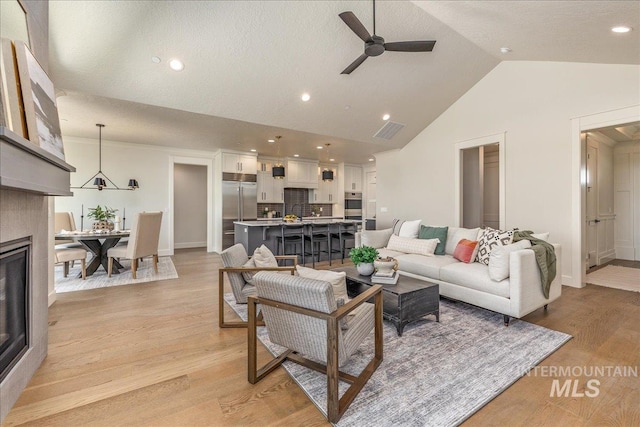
[418,226,448,255]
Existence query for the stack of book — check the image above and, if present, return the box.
[371,270,399,285]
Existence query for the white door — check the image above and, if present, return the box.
[586,143,598,268]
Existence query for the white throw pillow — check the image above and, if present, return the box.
[361,228,393,249]
[531,232,550,242]
[252,244,278,268]
[387,234,439,256]
[241,257,256,282]
[296,265,348,301]
[488,239,532,281]
[445,227,481,255]
[398,219,422,238]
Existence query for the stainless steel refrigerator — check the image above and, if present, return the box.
[222,174,257,250]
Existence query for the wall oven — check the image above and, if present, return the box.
[344,192,362,220]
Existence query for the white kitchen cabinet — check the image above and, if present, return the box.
[222,152,257,174]
[257,171,284,203]
[344,165,363,192]
[284,159,318,188]
[309,166,338,203]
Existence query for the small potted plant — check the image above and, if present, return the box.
[349,245,379,276]
[87,205,118,231]
[311,205,320,217]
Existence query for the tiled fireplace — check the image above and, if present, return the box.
[0,128,74,421]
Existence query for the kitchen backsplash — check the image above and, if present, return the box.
[256,188,333,217]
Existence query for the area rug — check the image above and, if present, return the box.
[55,257,178,293]
[586,265,640,292]
[224,294,571,426]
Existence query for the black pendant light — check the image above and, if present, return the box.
[72,124,140,191]
[322,143,334,181]
[272,135,285,179]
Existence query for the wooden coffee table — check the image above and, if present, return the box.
[332,266,439,336]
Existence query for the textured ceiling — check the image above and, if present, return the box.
[48,1,640,163]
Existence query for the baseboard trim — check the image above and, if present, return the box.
[174,242,207,249]
[48,289,56,307]
[562,274,583,288]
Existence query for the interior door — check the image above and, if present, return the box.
[586,143,598,268]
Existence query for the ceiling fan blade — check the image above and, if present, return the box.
[339,11,372,42]
[384,40,436,52]
[341,54,369,75]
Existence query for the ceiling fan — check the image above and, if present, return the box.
[339,0,436,74]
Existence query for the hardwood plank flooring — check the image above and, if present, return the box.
[3,249,638,426]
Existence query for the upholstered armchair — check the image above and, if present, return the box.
[248,271,383,423]
[218,243,297,328]
[107,212,163,279]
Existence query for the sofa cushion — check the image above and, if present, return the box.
[445,227,481,256]
[396,253,459,281]
[440,262,510,298]
[476,227,515,265]
[387,234,438,256]
[418,225,448,255]
[489,239,532,281]
[361,228,393,249]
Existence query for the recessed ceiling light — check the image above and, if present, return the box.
[500,47,512,54]
[611,26,631,33]
[382,114,390,121]
[329,158,335,162]
[345,105,351,110]
[317,146,323,149]
[151,56,161,64]
[268,139,275,143]
[169,59,184,71]
[368,158,374,162]
[250,149,257,152]
[301,93,311,102]
[294,154,300,157]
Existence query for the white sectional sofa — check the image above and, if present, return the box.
[355,226,562,325]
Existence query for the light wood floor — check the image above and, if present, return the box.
[3,249,639,426]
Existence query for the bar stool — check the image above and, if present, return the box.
[304,222,331,268]
[330,221,359,264]
[276,223,305,265]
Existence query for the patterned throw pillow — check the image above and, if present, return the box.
[391,218,422,238]
[475,227,515,265]
[453,239,479,263]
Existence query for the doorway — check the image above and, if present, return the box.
[173,164,207,250]
[583,122,640,272]
[455,133,505,229]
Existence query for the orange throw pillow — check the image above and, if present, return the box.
[453,239,479,263]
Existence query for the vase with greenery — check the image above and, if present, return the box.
[87,205,118,231]
[349,245,379,276]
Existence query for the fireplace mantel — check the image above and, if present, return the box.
[0,126,75,196]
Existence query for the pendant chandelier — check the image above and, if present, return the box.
[72,124,140,191]
[272,135,285,179]
[322,143,334,181]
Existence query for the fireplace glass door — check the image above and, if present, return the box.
[0,240,29,382]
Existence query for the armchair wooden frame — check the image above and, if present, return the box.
[248,285,383,423]
[218,255,298,328]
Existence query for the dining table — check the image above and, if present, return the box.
[55,230,130,277]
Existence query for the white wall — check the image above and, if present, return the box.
[375,61,640,286]
[173,164,207,249]
[55,137,217,256]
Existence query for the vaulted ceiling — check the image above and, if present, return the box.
[49,1,640,163]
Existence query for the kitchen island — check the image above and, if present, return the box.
[233,218,361,261]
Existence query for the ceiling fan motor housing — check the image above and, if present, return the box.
[365,35,385,56]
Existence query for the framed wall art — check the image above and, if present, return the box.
[0,38,26,136]
[14,40,65,160]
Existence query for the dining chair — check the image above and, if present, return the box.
[55,212,83,248]
[55,247,87,279]
[107,212,163,279]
